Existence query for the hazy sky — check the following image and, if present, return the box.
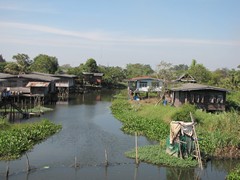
[0,0,239,70]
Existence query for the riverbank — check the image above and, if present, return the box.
[111,92,240,164]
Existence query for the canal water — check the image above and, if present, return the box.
[0,91,237,180]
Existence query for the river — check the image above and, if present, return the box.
[0,91,236,180]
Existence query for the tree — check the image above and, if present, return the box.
[210,68,229,86]
[12,53,32,74]
[171,64,189,78]
[31,54,59,74]
[83,58,98,72]
[0,55,7,72]
[125,63,154,78]
[0,54,6,62]
[98,65,126,86]
[155,60,173,83]
[4,62,20,74]
[188,59,212,84]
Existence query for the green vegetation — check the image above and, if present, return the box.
[227,164,240,180]
[111,93,240,167]
[0,118,62,160]
[125,145,198,168]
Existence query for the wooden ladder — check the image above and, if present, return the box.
[190,112,203,170]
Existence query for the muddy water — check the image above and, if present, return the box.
[0,91,237,180]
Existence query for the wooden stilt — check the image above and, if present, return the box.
[135,132,139,165]
[105,149,108,167]
[26,153,30,172]
[5,161,9,178]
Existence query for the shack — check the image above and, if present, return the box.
[170,83,228,111]
[166,121,195,158]
[51,74,77,96]
[82,72,104,87]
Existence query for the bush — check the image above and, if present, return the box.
[171,104,197,122]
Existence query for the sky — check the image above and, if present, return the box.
[0,0,240,70]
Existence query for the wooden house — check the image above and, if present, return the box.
[51,74,78,97]
[170,83,228,111]
[126,76,164,93]
[20,73,59,94]
[0,72,60,95]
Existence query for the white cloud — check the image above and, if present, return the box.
[0,21,239,48]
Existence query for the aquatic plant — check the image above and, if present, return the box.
[0,119,62,160]
[227,164,240,180]
[125,145,198,168]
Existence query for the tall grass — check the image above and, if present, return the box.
[111,93,240,157]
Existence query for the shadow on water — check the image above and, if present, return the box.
[0,90,239,180]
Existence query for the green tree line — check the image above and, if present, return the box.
[0,54,239,91]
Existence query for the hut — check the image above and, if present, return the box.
[51,74,78,96]
[170,83,228,111]
[82,72,104,88]
[166,121,196,158]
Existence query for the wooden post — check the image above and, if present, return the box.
[105,149,108,167]
[135,132,139,165]
[26,153,30,172]
[74,156,77,168]
[6,161,9,178]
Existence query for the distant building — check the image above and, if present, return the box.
[126,76,164,93]
[82,72,104,86]
[175,73,196,83]
[170,83,228,111]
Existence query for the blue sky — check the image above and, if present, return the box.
[0,0,239,70]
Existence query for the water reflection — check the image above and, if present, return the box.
[0,91,238,180]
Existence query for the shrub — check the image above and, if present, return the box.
[171,104,197,122]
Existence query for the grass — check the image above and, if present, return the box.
[111,90,240,167]
[125,145,198,168]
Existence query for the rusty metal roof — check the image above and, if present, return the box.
[26,82,50,87]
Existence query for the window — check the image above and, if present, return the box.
[209,95,216,103]
[140,82,147,88]
[217,95,223,104]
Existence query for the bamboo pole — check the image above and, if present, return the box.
[5,161,9,178]
[190,112,203,170]
[74,156,77,168]
[26,153,30,172]
[105,149,108,167]
[135,132,139,165]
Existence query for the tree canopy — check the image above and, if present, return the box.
[12,53,32,74]
[125,63,154,78]
[31,54,59,74]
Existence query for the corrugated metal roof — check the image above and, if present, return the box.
[26,82,50,87]
[170,83,228,92]
[52,74,77,78]
[0,73,16,79]
[20,73,60,81]
[126,76,163,82]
